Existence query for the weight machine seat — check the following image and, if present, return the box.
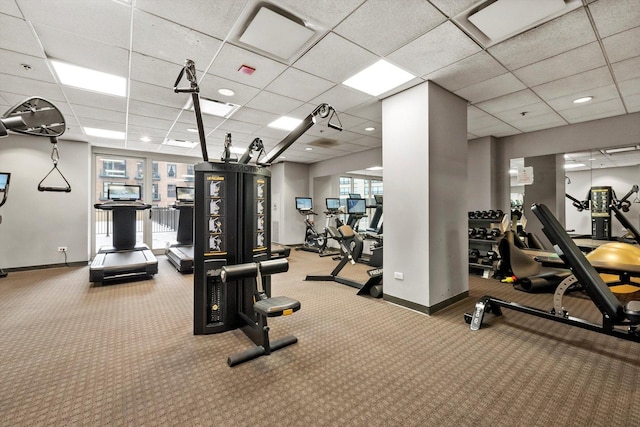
[254,296,301,317]
[338,224,356,239]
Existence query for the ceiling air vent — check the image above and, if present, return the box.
[452,0,582,48]
[308,138,339,148]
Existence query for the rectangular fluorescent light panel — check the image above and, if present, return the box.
[564,163,586,169]
[468,0,565,41]
[184,97,240,118]
[163,139,198,148]
[343,60,416,97]
[84,127,125,140]
[268,116,303,131]
[51,60,126,97]
[604,146,636,154]
[239,7,315,60]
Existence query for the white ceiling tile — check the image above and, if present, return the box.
[424,51,508,92]
[273,0,364,29]
[429,0,479,17]
[335,113,369,130]
[532,66,614,100]
[311,85,374,112]
[602,27,640,63]
[611,56,640,82]
[79,117,125,133]
[245,91,304,116]
[0,50,55,84]
[488,8,596,70]
[128,100,182,121]
[0,14,46,58]
[334,0,445,56]
[589,0,640,38]
[196,74,260,106]
[231,106,280,127]
[623,93,640,113]
[619,78,640,97]
[293,32,378,83]
[265,68,334,102]
[63,87,127,112]
[0,1,22,17]
[129,80,185,109]
[18,0,131,48]
[132,10,223,68]
[388,21,481,77]
[216,118,263,136]
[131,53,193,90]
[34,23,129,77]
[207,43,288,89]
[0,74,66,102]
[346,101,382,121]
[470,121,522,138]
[475,90,541,115]
[135,0,246,40]
[502,111,568,133]
[74,105,126,124]
[455,73,526,103]
[127,114,173,131]
[558,97,626,123]
[513,42,606,87]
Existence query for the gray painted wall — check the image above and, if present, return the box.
[269,162,310,245]
[0,134,90,268]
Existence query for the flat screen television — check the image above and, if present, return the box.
[176,186,195,202]
[346,198,366,215]
[108,184,141,201]
[295,197,312,211]
[326,198,340,211]
[0,172,10,192]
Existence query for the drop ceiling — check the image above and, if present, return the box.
[0,0,638,164]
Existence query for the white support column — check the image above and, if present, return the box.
[382,81,468,313]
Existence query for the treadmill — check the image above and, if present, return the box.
[90,184,158,284]
[166,186,195,273]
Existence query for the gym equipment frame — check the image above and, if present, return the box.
[465,203,640,342]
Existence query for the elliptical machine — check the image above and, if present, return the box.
[295,197,327,253]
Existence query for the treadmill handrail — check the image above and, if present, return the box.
[531,203,624,322]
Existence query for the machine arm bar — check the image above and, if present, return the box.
[258,103,341,166]
[173,59,209,162]
[565,193,587,211]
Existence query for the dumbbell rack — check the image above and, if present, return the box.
[468,211,505,278]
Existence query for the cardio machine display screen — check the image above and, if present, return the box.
[108,184,141,201]
[347,198,366,214]
[0,173,10,192]
[295,197,312,211]
[326,198,340,210]
[176,186,195,202]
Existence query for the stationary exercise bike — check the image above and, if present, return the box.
[295,197,327,254]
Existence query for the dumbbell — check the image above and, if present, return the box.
[474,210,483,219]
[474,227,487,239]
[468,211,476,219]
[486,250,499,260]
[489,228,501,239]
[481,210,491,219]
[469,228,476,237]
[468,248,480,263]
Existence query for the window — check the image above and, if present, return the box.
[167,184,176,199]
[100,159,127,178]
[152,184,160,201]
[152,162,160,180]
[185,165,195,182]
[167,164,176,178]
[135,161,144,180]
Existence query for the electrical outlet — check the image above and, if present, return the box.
[394,272,404,280]
[58,247,67,252]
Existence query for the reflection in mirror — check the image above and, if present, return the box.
[565,147,640,246]
[0,97,66,137]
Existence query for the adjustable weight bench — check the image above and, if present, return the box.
[466,203,640,342]
[220,258,300,367]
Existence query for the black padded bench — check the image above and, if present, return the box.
[466,203,640,342]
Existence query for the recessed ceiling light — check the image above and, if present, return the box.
[183,97,240,118]
[140,136,151,142]
[218,88,235,97]
[186,128,198,133]
[343,59,416,97]
[162,139,198,148]
[268,116,303,131]
[84,127,125,140]
[573,96,593,104]
[51,60,126,97]
[365,127,376,132]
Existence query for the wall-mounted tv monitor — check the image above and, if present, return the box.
[108,184,141,201]
[326,198,340,211]
[176,186,195,202]
[374,194,383,204]
[0,172,10,192]
[295,197,312,211]
[349,193,361,199]
[346,198,366,215]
